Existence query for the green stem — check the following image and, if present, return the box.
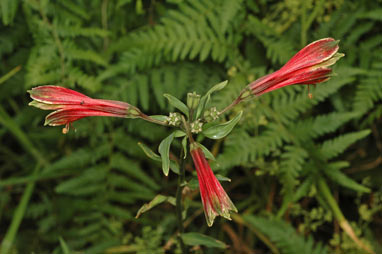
[139,112,168,126]
[317,177,375,254]
[219,96,241,116]
[300,0,307,47]
[0,65,21,85]
[176,147,187,253]
[1,165,40,254]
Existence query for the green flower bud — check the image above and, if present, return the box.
[203,107,219,122]
[187,92,201,110]
[166,112,181,126]
[190,119,203,133]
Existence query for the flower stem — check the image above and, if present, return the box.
[176,147,187,253]
[219,97,241,116]
[139,112,168,126]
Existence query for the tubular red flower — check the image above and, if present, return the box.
[28,86,140,133]
[190,144,237,226]
[241,38,344,98]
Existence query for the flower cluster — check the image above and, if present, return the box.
[28,38,343,227]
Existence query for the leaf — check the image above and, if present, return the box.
[135,195,175,218]
[138,142,179,174]
[324,164,370,193]
[182,136,187,159]
[174,130,186,137]
[138,142,161,161]
[203,111,242,139]
[158,132,175,176]
[196,80,228,118]
[1,0,19,25]
[320,130,371,160]
[164,93,189,117]
[197,143,216,161]
[181,232,227,249]
[216,174,231,182]
[59,237,71,254]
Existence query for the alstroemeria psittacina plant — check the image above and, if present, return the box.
[28,86,149,133]
[190,143,237,226]
[237,38,344,100]
[28,38,343,229]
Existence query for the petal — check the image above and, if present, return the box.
[44,108,126,126]
[28,86,92,105]
[279,38,339,75]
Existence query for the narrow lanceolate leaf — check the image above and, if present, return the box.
[197,143,216,161]
[182,136,187,159]
[135,195,175,218]
[163,93,189,117]
[174,130,186,137]
[324,163,370,193]
[203,111,242,139]
[138,142,161,161]
[158,132,175,176]
[197,80,228,118]
[181,232,227,249]
[59,237,71,254]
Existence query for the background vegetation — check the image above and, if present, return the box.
[1,0,381,253]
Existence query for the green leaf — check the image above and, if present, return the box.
[1,0,19,25]
[181,232,227,249]
[135,195,175,218]
[174,130,186,137]
[320,130,371,159]
[203,111,242,139]
[182,136,187,159]
[197,143,216,161]
[59,237,71,254]
[196,80,228,118]
[138,142,161,162]
[324,164,371,193]
[158,132,175,176]
[164,93,189,117]
[138,142,179,174]
[216,174,231,182]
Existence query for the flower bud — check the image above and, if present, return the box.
[166,112,181,126]
[187,92,201,110]
[191,119,203,133]
[203,107,219,122]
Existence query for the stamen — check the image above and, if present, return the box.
[62,123,69,134]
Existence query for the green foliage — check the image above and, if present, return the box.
[244,215,328,254]
[1,0,382,253]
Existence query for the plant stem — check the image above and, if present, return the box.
[219,97,241,116]
[176,147,187,253]
[1,165,40,254]
[139,112,168,126]
[317,177,375,254]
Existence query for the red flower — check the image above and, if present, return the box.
[190,143,237,226]
[241,38,344,97]
[28,86,140,133]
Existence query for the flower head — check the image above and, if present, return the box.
[190,143,237,226]
[28,86,140,133]
[241,38,344,98]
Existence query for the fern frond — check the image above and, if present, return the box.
[244,215,328,254]
[319,130,371,160]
